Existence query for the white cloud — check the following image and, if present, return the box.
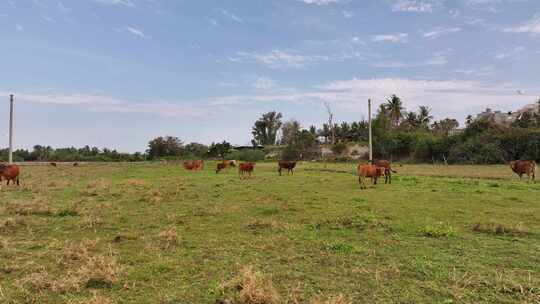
[423,27,461,39]
[208,18,219,26]
[16,24,23,31]
[120,26,151,39]
[392,0,442,13]
[221,9,243,23]
[296,0,340,5]
[342,10,354,18]
[371,54,448,68]
[504,15,540,34]
[205,78,535,122]
[252,77,277,90]
[92,0,134,7]
[371,33,408,43]
[494,46,525,59]
[230,49,365,69]
[2,91,208,118]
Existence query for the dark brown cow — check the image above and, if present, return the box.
[73,162,79,167]
[50,162,57,167]
[510,160,536,181]
[216,160,236,173]
[239,162,255,178]
[374,160,397,184]
[357,164,384,189]
[278,161,297,176]
[0,164,20,186]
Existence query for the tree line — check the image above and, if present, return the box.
[2,96,539,164]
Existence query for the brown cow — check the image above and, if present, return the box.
[216,160,236,173]
[73,162,79,167]
[50,162,57,167]
[183,160,204,171]
[239,162,255,178]
[357,164,384,189]
[374,160,397,184]
[0,164,20,186]
[510,160,536,181]
[278,161,296,176]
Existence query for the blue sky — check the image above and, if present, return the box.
[1,0,539,152]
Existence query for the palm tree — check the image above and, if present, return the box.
[385,95,404,128]
[404,112,419,130]
[417,106,433,128]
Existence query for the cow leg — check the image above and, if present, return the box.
[6,179,10,186]
[278,167,282,176]
[16,178,19,186]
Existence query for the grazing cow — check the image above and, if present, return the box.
[216,160,236,173]
[50,162,57,167]
[73,162,79,167]
[239,162,255,178]
[0,164,20,186]
[278,161,297,176]
[357,164,384,189]
[374,160,397,184]
[183,160,204,171]
[510,160,536,181]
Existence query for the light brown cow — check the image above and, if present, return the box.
[0,164,20,186]
[357,164,384,189]
[216,160,236,173]
[510,160,536,182]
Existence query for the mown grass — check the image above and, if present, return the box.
[0,162,539,303]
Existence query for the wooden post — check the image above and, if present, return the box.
[368,99,373,163]
[8,94,14,164]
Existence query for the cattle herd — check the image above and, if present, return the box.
[0,159,536,189]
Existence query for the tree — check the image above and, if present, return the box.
[432,118,459,136]
[281,119,301,145]
[184,143,208,158]
[385,95,404,128]
[147,136,184,159]
[402,112,419,130]
[207,141,232,159]
[324,103,336,145]
[417,106,433,128]
[251,111,283,146]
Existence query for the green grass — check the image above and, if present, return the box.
[1,162,539,303]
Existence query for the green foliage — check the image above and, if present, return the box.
[207,141,232,159]
[147,136,183,160]
[226,149,265,162]
[251,111,283,146]
[331,142,348,155]
[420,223,456,238]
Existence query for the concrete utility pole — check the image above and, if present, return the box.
[368,99,373,163]
[9,94,14,164]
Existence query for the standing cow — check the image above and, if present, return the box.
[357,164,384,190]
[216,160,236,173]
[239,162,255,178]
[278,161,296,176]
[374,160,397,184]
[510,160,536,182]
[0,164,20,186]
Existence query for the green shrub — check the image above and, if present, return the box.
[420,223,456,238]
[225,150,265,162]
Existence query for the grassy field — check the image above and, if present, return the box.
[1,162,539,304]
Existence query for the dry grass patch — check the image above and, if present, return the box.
[158,226,179,249]
[220,265,282,304]
[219,266,351,304]
[6,199,52,216]
[124,178,148,187]
[61,239,99,263]
[0,216,27,231]
[472,222,528,236]
[79,213,104,230]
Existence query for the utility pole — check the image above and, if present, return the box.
[8,94,14,164]
[368,99,373,163]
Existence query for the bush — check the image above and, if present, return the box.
[331,143,348,155]
[226,150,265,162]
